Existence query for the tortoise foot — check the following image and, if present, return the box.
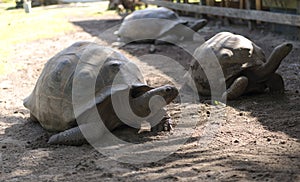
[266,73,284,94]
[222,76,248,100]
[151,115,173,133]
[47,127,87,146]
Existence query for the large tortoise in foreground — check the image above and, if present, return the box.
[116,7,207,44]
[185,32,293,100]
[24,42,178,145]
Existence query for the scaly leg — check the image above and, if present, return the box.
[150,114,173,133]
[146,109,173,132]
[222,76,248,100]
[48,126,86,145]
[47,126,88,145]
[48,122,106,145]
[265,73,284,94]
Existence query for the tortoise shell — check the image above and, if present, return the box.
[24,41,150,131]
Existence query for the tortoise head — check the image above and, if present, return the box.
[96,84,178,130]
[129,85,178,118]
[189,19,208,32]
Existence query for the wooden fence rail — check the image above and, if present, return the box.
[142,0,300,27]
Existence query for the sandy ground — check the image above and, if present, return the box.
[0,5,300,182]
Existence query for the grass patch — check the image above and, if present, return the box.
[0,1,111,75]
[1,0,15,3]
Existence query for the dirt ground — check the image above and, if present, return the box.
[1,5,300,182]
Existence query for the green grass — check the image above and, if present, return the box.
[0,1,111,75]
[1,0,14,3]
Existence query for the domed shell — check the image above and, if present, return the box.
[187,32,266,95]
[117,7,187,42]
[23,41,148,131]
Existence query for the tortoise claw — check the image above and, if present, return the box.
[151,115,173,133]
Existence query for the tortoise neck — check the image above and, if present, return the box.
[130,88,167,118]
[252,43,292,80]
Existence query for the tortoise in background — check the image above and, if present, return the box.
[116,7,207,44]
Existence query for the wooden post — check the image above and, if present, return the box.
[223,0,230,26]
[297,0,300,14]
[245,0,253,30]
[183,0,189,15]
[239,0,244,23]
[224,0,229,8]
[297,0,300,39]
[239,0,243,9]
[255,0,261,24]
[206,0,214,6]
[255,0,261,10]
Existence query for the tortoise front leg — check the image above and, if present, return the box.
[222,76,248,100]
[265,73,284,94]
[146,109,173,132]
[48,126,87,145]
[47,122,106,145]
[150,114,173,133]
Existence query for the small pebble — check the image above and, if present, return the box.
[4,168,12,173]
[267,138,271,142]
[2,145,7,149]
[206,111,210,117]
[295,90,299,94]
[233,140,239,143]
[239,112,243,116]
[149,45,156,53]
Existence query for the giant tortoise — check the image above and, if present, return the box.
[116,7,207,44]
[24,41,178,145]
[185,32,293,100]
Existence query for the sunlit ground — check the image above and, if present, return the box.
[0,1,114,75]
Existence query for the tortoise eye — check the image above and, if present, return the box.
[165,86,172,92]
